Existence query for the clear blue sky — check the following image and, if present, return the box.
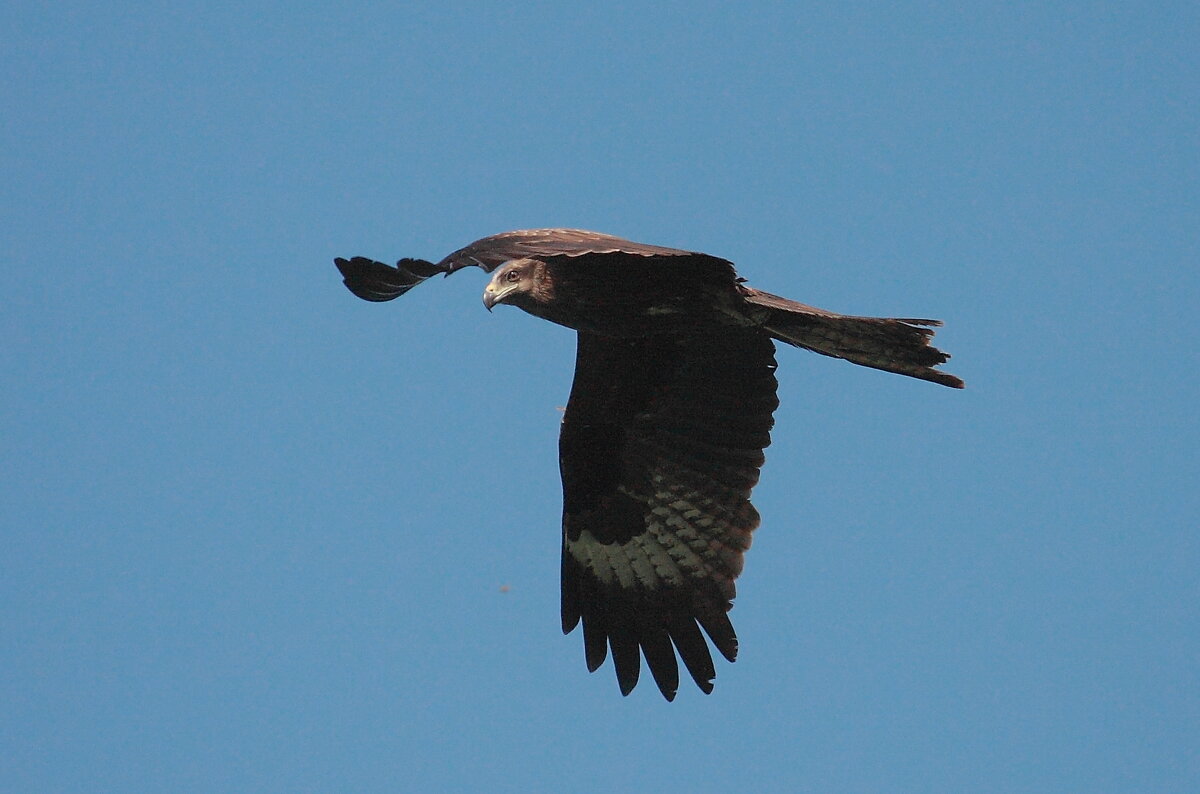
[3,2,1197,791]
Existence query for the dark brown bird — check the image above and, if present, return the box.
[335,228,963,701]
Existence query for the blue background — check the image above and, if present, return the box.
[3,2,1197,791]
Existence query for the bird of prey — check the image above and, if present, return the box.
[335,228,963,701]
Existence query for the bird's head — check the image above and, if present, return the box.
[482,258,547,312]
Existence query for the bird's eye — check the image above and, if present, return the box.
[504,270,521,283]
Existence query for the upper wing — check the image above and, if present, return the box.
[438,228,698,272]
[559,327,779,700]
[335,228,698,302]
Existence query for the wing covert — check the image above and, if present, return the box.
[438,228,699,273]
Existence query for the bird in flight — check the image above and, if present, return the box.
[335,228,963,700]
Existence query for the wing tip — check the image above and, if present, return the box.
[925,370,966,389]
[333,256,441,302]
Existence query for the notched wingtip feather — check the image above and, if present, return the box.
[932,372,966,389]
[333,256,443,302]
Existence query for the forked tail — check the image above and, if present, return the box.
[743,288,964,388]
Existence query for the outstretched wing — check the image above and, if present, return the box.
[335,229,698,302]
[559,328,779,700]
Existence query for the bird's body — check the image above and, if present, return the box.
[336,228,962,700]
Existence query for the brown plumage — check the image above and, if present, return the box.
[335,228,963,700]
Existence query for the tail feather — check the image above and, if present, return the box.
[743,288,964,389]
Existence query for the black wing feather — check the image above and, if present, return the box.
[637,614,680,701]
[669,614,716,694]
[559,329,778,699]
[334,257,443,302]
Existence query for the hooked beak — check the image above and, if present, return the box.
[482,282,519,311]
